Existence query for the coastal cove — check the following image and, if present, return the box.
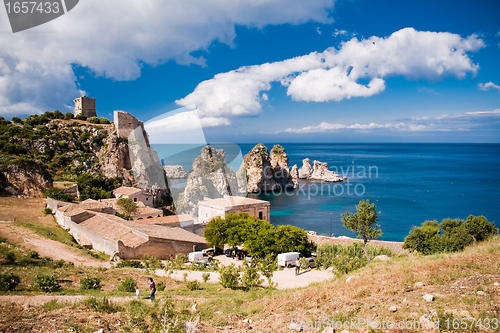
[239,143,500,242]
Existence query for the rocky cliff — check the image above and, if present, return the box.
[0,161,52,197]
[176,146,239,216]
[243,144,296,193]
[298,158,344,182]
[163,165,188,179]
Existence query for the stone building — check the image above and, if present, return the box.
[47,198,207,259]
[198,195,271,224]
[74,96,97,117]
[113,186,154,207]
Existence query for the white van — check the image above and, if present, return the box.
[188,251,210,263]
[277,252,303,268]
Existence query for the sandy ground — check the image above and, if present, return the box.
[0,295,138,305]
[156,255,335,289]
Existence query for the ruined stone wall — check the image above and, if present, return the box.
[74,96,97,118]
[114,110,149,146]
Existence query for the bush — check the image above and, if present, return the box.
[81,297,122,313]
[185,280,201,291]
[116,260,143,268]
[65,112,74,120]
[26,251,39,259]
[11,116,22,124]
[118,277,137,292]
[87,117,99,124]
[99,117,111,124]
[202,273,210,283]
[219,264,240,289]
[80,276,102,290]
[44,187,73,202]
[142,255,164,270]
[156,281,166,291]
[33,274,61,292]
[75,114,87,121]
[403,215,498,255]
[242,263,262,288]
[43,207,53,215]
[0,272,21,291]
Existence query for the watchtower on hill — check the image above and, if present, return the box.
[74,96,97,117]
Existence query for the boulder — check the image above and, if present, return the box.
[389,305,397,312]
[423,294,434,302]
[373,255,390,261]
[414,281,425,288]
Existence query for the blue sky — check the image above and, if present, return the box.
[1,0,499,142]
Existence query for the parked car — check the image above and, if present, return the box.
[277,252,303,268]
[224,249,232,257]
[306,258,315,268]
[188,251,210,263]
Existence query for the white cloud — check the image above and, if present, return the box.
[478,81,500,92]
[316,27,322,35]
[332,29,348,37]
[0,0,335,116]
[279,110,500,134]
[178,28,485,123]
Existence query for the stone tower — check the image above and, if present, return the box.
[74,96,97,117]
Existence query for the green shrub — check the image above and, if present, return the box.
[33,274,61,292]
[75,114,87,121]
[142,255,164,270]
[26,250,39,259]
[202,273,210,283]
[185,280,200,291]
[118,277,137,292]
[219,264,240,289]
[87,117,99,124]
[242,263,262,288]
[0,272,21,291]
[116,260,143,268]
[156,281,166,291]
[81,297,122,313]
[465,215,498,242]
[44,187,73,202]
[43,207,53,215]
[99,117,111,124]
[80,276,102,290]
[64,112,74,120]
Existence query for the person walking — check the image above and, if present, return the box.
[148,277,156,301]
[295,258,300,276]
[135,286,140,299]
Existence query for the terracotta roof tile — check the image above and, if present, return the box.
[198,196,270,210]
[113,186,144,196]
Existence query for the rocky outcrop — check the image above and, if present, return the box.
[177,146,239,216]
[97,127,133,185]
[163,165,188,179]
[243,144,295,193]
[0,162,52,197]
[298,158,313,179]
[299,158,344,182]
[290,164,299,189]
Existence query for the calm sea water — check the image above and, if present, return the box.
[238,143,500,242]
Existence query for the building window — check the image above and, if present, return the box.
[146,197,148,201]
[134,198,137,202]
[259,211,263,220]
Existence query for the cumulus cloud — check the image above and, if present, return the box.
[0,0,335,116]
[279,110,500,133]
[478,81,500,92]
[178,28,485,123]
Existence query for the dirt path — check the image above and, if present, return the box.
[0,222,109,267]
[0,295,137,305]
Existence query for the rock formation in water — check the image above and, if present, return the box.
[298,158,344,182]
[290,164,299,189]
[177,146,239,216]
[163,165,188,179]
[243,144,296,193]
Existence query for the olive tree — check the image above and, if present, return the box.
[341,200,382,262]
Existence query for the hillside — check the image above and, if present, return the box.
[0,196,498,332]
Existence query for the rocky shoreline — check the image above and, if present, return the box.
[307,233,408,254]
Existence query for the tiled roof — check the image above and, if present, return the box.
[113,186,144,196]
[198,196,270,210]
[79,199,110,211]
[80,214,148,248]
[134,214,193,225]
[59,204,89,217]
[119,219,206,244]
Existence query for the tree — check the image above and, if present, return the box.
[465,215,498,243]
[403,220,443,255]
[440,218,473,252]
[341,200,383,262]
[117,198,137,218]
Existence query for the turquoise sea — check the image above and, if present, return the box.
[239,143,500,242]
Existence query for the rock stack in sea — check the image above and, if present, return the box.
[243,144,297,193]
[163,165,188,178]
[298,158,344,182]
